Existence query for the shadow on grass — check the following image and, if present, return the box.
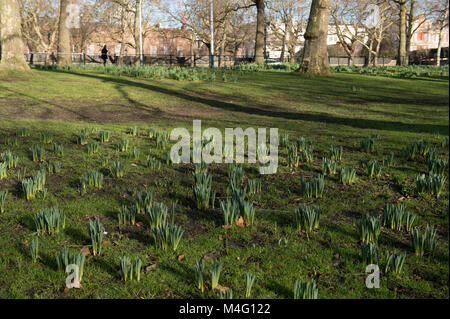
[34,68,449,135]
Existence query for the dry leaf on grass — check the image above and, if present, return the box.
[80,246,90,256]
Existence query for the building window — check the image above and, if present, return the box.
[177,46,183,57]
[115,44,121,56]
[151,46,157,57]
[87,44,94,56]
[164,46,169,55]
[417,32,424,41]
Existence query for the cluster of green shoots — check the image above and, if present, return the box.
[382,203,417,232]
[286,144,299,168]
[296,136,313,152]
[322,158,337,175]
[99,131,111,143]
[403,139,432,160]
[427,158,448,176]
[135,190,153,214]
[46,161,62,174]
[4,137,19,146]
[118,205,137,226]
[1,150,19,169]
[294,206,320,233]
[155,132,169,149]
[193,169,215,210]
[228,163,244,191]
[367,160,382,179]
[293,279,318,299]
[441,136,449,148]
[329,145,343,162]
[80,170,104,193]
[0,190,8,213]
[87,142,99,155]
[131,147,140,160]
[300,147,314,164]
[120,256,143,281]
[76,128,90,145]
[40,131,53,144]
[279,134,290,149]
[34,207,65,235]
[89,219,105,256]
[244,272,256,298]
[0,163,6,180]
[411,225,438,257]
[52,143,64,156]
[30,145,45,162]
[128,126,139,137]
[416,173,446,198]
[338,167,357,185]
[148,203,184,251]
[56,247,86,282]
[110,160,125,178]
[30,237,39,263]
[18,128,31,137]
[22,170,47,200]
[358,215,381,244]
[300,175,324,198]
[247,178,262,196]
[360,138,375,152]
[384,251,406,274]
[382,153,395,167]
[361,242,379,264]
[116,138,129,152]
[147,156,162,170]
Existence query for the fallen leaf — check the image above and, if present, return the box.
[215,284,229,293]
[136,222,143,227]
[178,254,185,261]
[218,235,223,241]
[131,164,137,167]
[102,241,108,246]
[236,216,245,228]
[80,246,90,256]
[145,264,157,273]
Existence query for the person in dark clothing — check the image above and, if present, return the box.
[101,45,108,66]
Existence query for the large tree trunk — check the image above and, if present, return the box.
[57,0,72,66]
[298,0,332,75]
[134,0,142,65]
[254,0,265,65]
[436,0,449,66]
[0,0,29,71]
[397,0,408,66]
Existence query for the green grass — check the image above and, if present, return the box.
[0,67,448,299]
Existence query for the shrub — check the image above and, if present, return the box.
[40,131,53,144]
[293,279,318,299]
[427,158,448,176]
[415,173,446,197]
[146,156,162,170]
[384,251,406,274]
[99,131,110,143]
[244,272,256,298]
[1,150,19,169]
[338,167,357,185]
[136,190,153,214]
[34,207,66,235]
[30,237,39,263]
[0,190,7,213]
[118,205,137,226]
[87,142,99,155]
[367,160,382,178]
[360,138,375,152]
[411,225,438,257]
[322,157,337,175]
[110,160,125,178]
[30,145,45,162]
[89,219,105,256]
[294,206,320,233]
[194,259,205,292]
[361,242,379,265]
[210,259,223,290]
[382,153,395,167]
[358,215,381,244]
[300,175,324,198]
[329,145,343,162]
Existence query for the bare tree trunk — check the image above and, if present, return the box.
[134,0,142,65]
[398,0,408,66]
[298,0,332,75]
[280,22,287,62]
[254,0,265,64]
[0,0,29,71]
[57,0,72,66]
[436,0,449,66]
[190,32,195,67]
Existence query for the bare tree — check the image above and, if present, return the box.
[253,0,265,64]
[0,0,29,70]
[298,0,332,75]
[435,0,449,66]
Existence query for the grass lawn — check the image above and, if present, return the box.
[0,67,448,299]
